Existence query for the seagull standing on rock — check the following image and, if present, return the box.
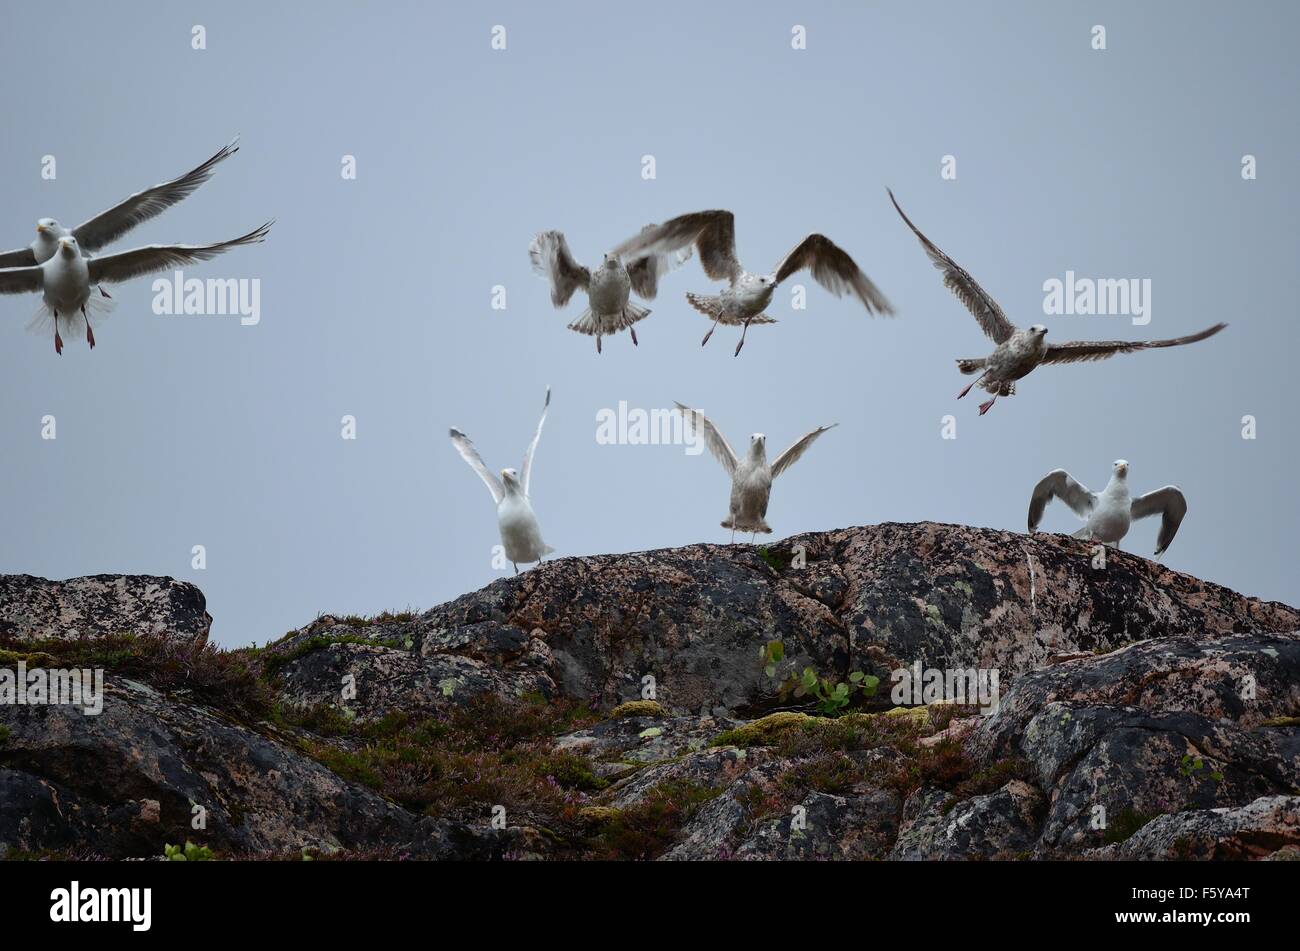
[1028,460,1188,557]
[0,222,272,353]
[887,190,1227,414]
[450,387,554,574]
[528,217,701,353]
[674,402,836,543]
[612,210,894,355]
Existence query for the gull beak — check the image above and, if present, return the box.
[36,225,47,234]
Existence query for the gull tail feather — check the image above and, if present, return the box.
[567,303,650,336]
[26,295,115,339]
[956,357,986,374]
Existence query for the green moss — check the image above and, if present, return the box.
[608,700,665,719]
[0,724,9,745]
[1103,807,1160,845]
[258,633,404,680]
[1259,716,1300,728]
[711,711,816,747]
[591,781,720,860]
[0,649,58,667]
[756,547,792,571]
[0,632,273,725]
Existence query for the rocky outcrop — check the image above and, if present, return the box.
[1,523,1297,861]
[0,574,210,645]
[961,631,1300,857]
[0,676,512,859]
[269,523,1300,719]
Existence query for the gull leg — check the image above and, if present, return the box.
[53,309,63,355]
[978,395,998,415]
[750,531,756,544]
[730,526,735,544]
[733,319,753,357]
[513,562,519,575]
[958,371,987,400]
[630,327,638,346]
[596,335,602,354]
[701,317,720,347]
[82,305,95,349]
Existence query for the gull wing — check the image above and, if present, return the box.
[450,427,504,505]
[1131,486,1187,556]
[772,235,893,315]
[87,221,272,285]
[72,137,240,253]
[770,424,838,479]
[0,247,37,269]
[0,265,45,295]
[888,189,1015,343]
[615,211,741,285]
[520,386,551,498]
[528,231,590,307]
[674,402,739,476]
[1028,469,1096,531]
[1041,323,1227,365]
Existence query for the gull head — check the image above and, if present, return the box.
[36,218,59,235]
[1113,459,1129,479]
[57,236,79,258]
[601,252,622,269]
[500,467,520,488]
[1029,324,1048,337]
[749,433,766,455]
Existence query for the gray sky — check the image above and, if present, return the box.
[1,1,1295,647]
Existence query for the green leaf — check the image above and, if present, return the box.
[848,671,864,683]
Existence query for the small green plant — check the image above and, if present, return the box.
[759,641,878,716]
[0,725,10,745]
[164,841,215,862]
[797,667,879,716]
[1179,754,1224,783]
[756,547,792,571]
[759,640,784,678]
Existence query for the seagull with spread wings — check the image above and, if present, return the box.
[612,210,894,355]
[0,137,241,297]
[0,221,272,353]
[887,189,1226,415]
[1028,460,1187,557]
[674,402,836,542]
[528,216,700,353]
[449,387,554,573]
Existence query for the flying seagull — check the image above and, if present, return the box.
[528,217,698,353]
[1028,460,1187,557]
[0,222,272,353]
[887,189,1227,414]
[613,210,894,355]
[0,137,241,296]
[450,386,554,573]
[674,402,836,542]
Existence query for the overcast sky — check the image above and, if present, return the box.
[1,1,1295,646]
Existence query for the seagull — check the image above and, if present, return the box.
[1028,460,1188,557]
[0,137,240,298]
[0,222,272,353]
[528,217,698,353]
[449,386,554,573]
[674,402,836,542]
[887,190,1227,414]
[612,210,894,355]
